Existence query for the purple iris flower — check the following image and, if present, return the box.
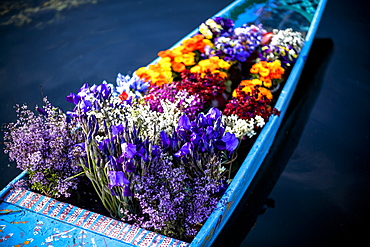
[66,93,81,105]
[124,159,136,173]
[66,111,78,118]
[205,126,215,139]
[80,100,92,113]
[221,132,239,152]
[190,132,201,145]
[89,84,98,93]
[77,83,90,97]
[136,146,149,162]
[121,143,136,159]
[174,142,192,158]
[151,144,161,158]
[108,155,120,170]
[124,185,133,197]
[178,114,191,131]
[87,115,99,142]
[214,140,226,150]
[108,170,130,189]
[197,114,207,127]
[97,83,111,100]
[111,124,125,137]
[129,75,150,94]
[98,138,112,155]
[160,131,171,149]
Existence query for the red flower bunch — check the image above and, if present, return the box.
[223,85,279,121]
[177,70,227,105]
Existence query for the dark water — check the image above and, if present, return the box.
[1,0,370,246]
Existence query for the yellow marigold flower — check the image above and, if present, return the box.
[172,46,184,57]
[206,63,218,72]
[158,58,172,70]
[174,56,183,64]
[190,65,201,73]
[161,70,172,80]
[271,60,282,68]
[259,67,270,77]
[262,78,272,88]
[209,56,220,63]
[203,39,214,48]
[198,59,211,68]
[242,86,253,95]
[152,74,169,86]
[251,79,263,86]
[158,49,173,58]
[135,67,151,81]
[217,59,231,70]
[182,53,196,66]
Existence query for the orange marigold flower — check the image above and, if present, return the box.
[216,71,228,78]
[158,49,173,58]
[240,79,263,87]
[192,34,204,43]
[250,65,259,74]
[152,74,170,86]
[135,67,152,82]
[257,87,273,100]
[172,62,186,73]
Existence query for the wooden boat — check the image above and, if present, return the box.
[0,0,327,246]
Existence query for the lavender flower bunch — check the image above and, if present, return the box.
[131,154,223,239]
[3,98,83,198]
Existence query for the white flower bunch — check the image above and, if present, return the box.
[222,114,265,139]
[270,28,305,53]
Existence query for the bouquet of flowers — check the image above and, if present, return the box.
[2,17,304,241]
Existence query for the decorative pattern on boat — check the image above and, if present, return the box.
[1,188,189,246]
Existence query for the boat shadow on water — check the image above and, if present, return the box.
[213,38,334,247]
